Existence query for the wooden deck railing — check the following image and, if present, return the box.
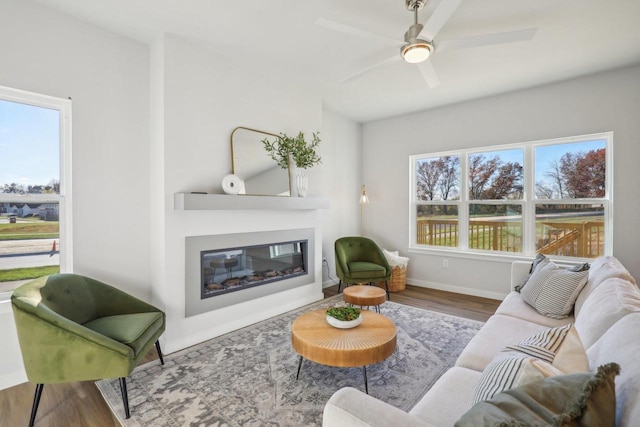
[416,219,604,257]
[537,221,604,258]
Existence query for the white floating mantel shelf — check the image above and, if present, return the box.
[174,193,330,211]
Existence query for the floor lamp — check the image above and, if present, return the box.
[359,185,369,236]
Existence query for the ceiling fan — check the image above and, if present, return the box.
[317,0,537,88]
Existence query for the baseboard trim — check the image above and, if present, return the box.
[407,278,506,301]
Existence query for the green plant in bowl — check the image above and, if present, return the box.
[326,306,361,321]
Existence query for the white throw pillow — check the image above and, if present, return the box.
[520,260,589,318]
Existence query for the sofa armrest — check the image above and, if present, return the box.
[323,387,434,427]
[511,261,532,291]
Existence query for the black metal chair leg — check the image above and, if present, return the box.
[29,383,44,427]
[119,377,131,419]
[337,280,342,293]
[155,340,165,365]
[385,281,390,301]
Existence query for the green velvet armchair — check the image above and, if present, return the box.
[335,237,392,299]
[11,273,166,426]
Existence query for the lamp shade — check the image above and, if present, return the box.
[359,185,369,204]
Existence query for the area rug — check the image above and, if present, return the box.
[96,295,482,426]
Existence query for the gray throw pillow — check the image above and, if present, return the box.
[455,363,619,427]
[515,254,547,292]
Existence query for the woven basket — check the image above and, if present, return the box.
[379,265,406,292]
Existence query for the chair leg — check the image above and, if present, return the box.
[155,340,165,365]
[338,279,342,293]
[29,383,44,427]
[385,281,390,301]
[119,377,131,419]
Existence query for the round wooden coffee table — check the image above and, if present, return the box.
[291,309,396,393]
[343,285,387,313]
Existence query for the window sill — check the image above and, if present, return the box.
[407,246,591,265]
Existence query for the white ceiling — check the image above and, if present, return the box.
[30,0,640,122]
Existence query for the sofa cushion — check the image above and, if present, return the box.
[575,277,640,349]
[471,357,563,404]
[575,255,637,317]
[494,291,575,328]
[520,259,589,319]
[455,363,620,427]
[456,315,548,371]
[409,367,482,427]
[503,324,588,374]
[587,313,640,426]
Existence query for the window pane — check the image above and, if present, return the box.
[469,204,522,253]
[0,98,61,294]
[416,205,458,247]
[0,99,60,194]
[0,202,60,293]
[416,155,460,201]
[535,140,606,199]
[535,204,604,258]
[469,149,523,200]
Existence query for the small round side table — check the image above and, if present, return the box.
[343,285,387,313]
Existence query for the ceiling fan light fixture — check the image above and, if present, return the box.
[401,40,433,63]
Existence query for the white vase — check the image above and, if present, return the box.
[288,164,298,197]
[296,170,308,197]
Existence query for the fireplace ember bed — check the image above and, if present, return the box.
[201,239,308,299]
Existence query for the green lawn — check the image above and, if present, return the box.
[0,266,60,282]
[0,220,59,240]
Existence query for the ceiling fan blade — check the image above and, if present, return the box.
[315,17,402,47]
[417,59,440,88]
[437,28,537,52]
[420,0,464,41]
[339,55,401,84]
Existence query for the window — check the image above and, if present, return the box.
[410,132,612,260]
[0,86,72,297]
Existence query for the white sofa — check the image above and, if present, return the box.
[323,256,640,426]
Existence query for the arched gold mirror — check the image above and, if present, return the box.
[230,127,291,196]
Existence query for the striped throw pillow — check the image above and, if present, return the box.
[502,324,589,373]
[472,357,563,404]
[520,260,589,318]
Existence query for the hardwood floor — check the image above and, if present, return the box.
[0,285,500,427]
[324,284,500,322]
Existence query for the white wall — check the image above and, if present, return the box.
[320,108,363,286]
[0,0,151,389]
[363,65,640,298]
[150,35,362,353]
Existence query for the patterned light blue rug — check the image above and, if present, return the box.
[96,295,482,426]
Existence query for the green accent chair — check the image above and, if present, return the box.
[335,237,392,300]
[11,274,166,426]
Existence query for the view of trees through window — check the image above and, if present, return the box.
[413,136,609,258]
[0,95,62,294]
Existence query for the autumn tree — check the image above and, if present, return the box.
[416,158,442,201]
[562,149,605,198]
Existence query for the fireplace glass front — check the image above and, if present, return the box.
[201,239,307,299]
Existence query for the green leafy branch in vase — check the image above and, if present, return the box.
[262,131,322,169]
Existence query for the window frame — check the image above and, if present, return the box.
[0,85,72,301]
[409,132,613,261]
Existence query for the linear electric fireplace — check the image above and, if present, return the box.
[185,228,316,317]
[201,239,308,299]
